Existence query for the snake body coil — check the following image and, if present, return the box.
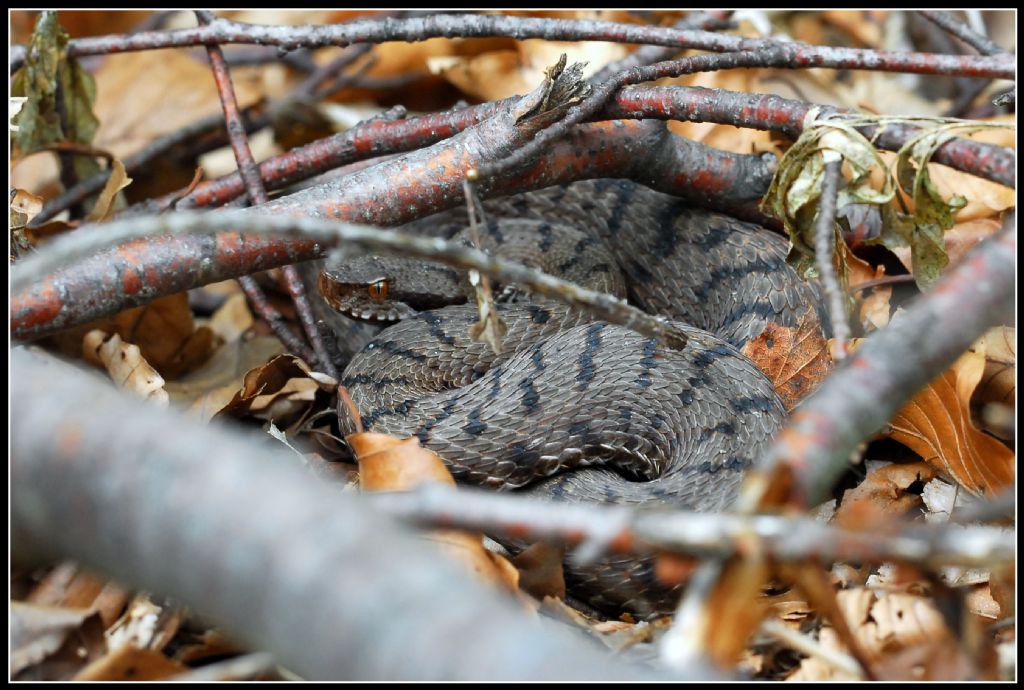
[325,179,825,616]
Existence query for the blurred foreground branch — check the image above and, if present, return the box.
[10,349,708,681]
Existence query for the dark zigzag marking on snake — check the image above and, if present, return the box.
[463,407,487,436]
[696,422,737,445]
[519,345,545,414]
[415,398,458,443]
[368,339,427,361]
[576,322,606,390]
[537,223,554,251]
[414,311,456,346]
[362,397,418,430]
[342,373,411,389]
[690,255,789,303]
[636,338,658,389]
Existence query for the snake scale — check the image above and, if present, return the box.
[319,179,825,617]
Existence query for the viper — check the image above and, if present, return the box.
[319,178,826,617]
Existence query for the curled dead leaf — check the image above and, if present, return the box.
[887,343,1015,497]
[834,461,936,530]
[215,354,335,431]
[83,330,169,407]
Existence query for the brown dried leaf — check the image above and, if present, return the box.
[49,292,219,379]
[786,626,858,681]
[74,645,187,681]
[215,354,335,430]
[168,336,284,421]
[10,603,106,679]
[844,244,893,330]
[351,432,519,594]
[351,432,456,491]
[82,330,169,407]
[693,556,771,667]
[433,38,626,102]
[972,326,1015,407]
[887,344,1015,497]
[25,562,128,629]
[512,541,566,601]
[834,461,936,530]
[106,594,183,654]
[10,187,43,223]
[90,50,263,161]
[741,307,833,410]
[85,158,131,222]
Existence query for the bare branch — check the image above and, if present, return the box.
[11,349,698,681]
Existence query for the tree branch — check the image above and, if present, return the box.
[11,13,1014,79]
[11,349,702,681]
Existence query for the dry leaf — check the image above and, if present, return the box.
[10,187,43,222]
[887,342,1015,497]
[169,336,285,421]
[677,556,771,668]
[73,645,187,681]
[512,541,566,601]
[834,461,936,530]
[741,307,833,410]
[215,354,335,430]
[49,292,219,379]
[844,243,893,330]
[25,562,128,629]
[10,603,107,680]
[83,330,169,407]
[105,594,183,654]
[350,432,520,594]
[434,38,625,102]
[971,326,1015,407]
[786,627,860,681]
[90,49,263,161]
[85,158,131,222]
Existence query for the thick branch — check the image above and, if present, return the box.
[10,350,694,681]
[10,209,691,349]
[134,85,1013,217]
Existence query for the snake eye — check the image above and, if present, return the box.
[367,279,389,300]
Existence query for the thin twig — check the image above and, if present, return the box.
[587,11,735,84]
[11,13,1014,79]
[815,159,850,359]
[199,10,336,377]
[917,11,1007,56]
[850,274,916,293]
[366,485,1016,569]
[197,10,317,365]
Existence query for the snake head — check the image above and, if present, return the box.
[318,255,467,323]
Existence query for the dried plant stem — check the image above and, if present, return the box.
[815,159,850,359]
[917,11,1007,56]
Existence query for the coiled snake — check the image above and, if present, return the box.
[320,179,825,616]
